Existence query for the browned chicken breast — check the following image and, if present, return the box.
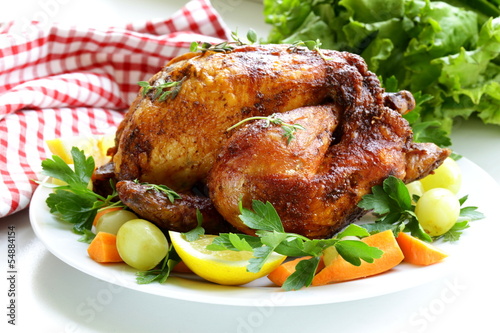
[110,43,450,238]
[208,103,448,239]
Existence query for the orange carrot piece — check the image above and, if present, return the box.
[396,232,448,266]
[87,232,123,263]
[92,207,122,226]
[172,261,193,273]
[312,230,404,286]
[267,256,325,287]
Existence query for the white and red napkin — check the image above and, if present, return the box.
[0,0,231,217]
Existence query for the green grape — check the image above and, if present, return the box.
[95,209,138,235]
[420,157,462,194]
[415,188,460,237]
[116,219,169,271]
[322,246,338,266]
[405,180,424,201]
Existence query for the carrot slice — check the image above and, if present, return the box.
[312,230,404,286]
[396,232,448,266]
[87,232,123,263]
[172,261,193,273]
[267,256,325,287]
[93,207,123,226]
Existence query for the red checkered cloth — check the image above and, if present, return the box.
[0,0,230,217]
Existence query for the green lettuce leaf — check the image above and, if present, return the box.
[263,0,500,137]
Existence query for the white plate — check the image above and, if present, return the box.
[29,157,498,306]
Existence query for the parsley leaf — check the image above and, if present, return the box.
[359,176,425,239]
[206,233,262,251]
[282,256,321,291]
[336,223,371,239]
[45,189,97,234]
[208,200,383,290]
[335,240,383,266]
[438,221,470,242]
[182,209,205,242]
[357,185,392,215]
[41,152,93,189]
[40,147,121,242]
[359,176,484,243]
[248,245,276,273]
[435,195,484,242]
[239,200,284,232]
[384,176,412,211]
[404,214,433,243]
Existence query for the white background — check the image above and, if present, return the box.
[1,1,500,332]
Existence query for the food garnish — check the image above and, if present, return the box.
[204,201,383,291]
[39,143,483,290]
[312,230,404,286]
[116,219,169,271]
[132,180,181,204]
[138,77,185,102]
[87,232,123,263]
[189,29,258,53]
[358,176,483,242]
[226,114,306,144]
[168,230,287,286]
[396,232,448,266]
[39,147,123,242]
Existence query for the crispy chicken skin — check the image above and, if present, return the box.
[114,45,383,190]
[111,44,450,237]
[208,104,449,239]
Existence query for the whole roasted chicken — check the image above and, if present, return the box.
[107,43,450,239]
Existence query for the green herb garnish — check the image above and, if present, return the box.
[183,209,205,242]
[40,147,122,242]
[189,41,235,53]
[207,200,383,291]
[189,29,259,53]
[288,39,332,61]
[358,176,484,242]
[227,114,305,145]
[133,180,181,203]
[138,77,185,102]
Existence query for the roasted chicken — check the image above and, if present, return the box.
[109,43,450,238]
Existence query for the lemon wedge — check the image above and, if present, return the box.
[46,133,115,167]
[169,231,286,286]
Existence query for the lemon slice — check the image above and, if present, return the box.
[169,231,286,286]
[46,133,115,167]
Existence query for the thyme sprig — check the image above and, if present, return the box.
[227,114,305,145]
[288,39,332,61]
[190,41,235,53]
[133,180,181,204]
[138,77,185,102]
[231,28,258,45]
[189,29,258,53]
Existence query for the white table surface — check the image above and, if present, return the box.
[1,1,500,332]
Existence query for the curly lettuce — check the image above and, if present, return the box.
[264,0,500,135]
